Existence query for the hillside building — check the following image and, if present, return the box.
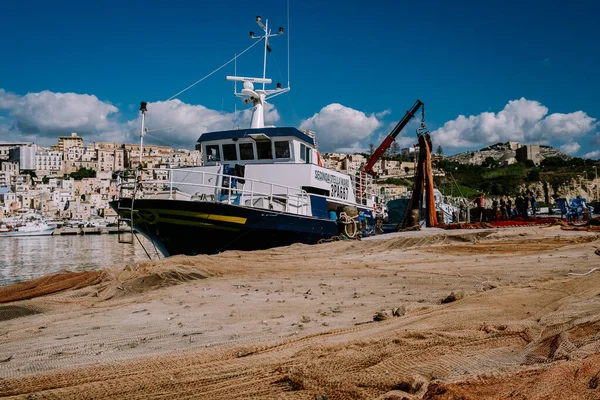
[516,145,542,165]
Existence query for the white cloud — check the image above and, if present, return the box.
[375,109,391,119]
[0,89,122,145]
[560,142,581,155]
[433,98,597,150]
[0,88,281,149]
[533,111,595,139]
[129,100,234,148]
[582,150,600,159]
[127,100,279,149]
[299,103,383,152]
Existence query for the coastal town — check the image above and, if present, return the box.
[0,132,432,225]
[0,133,202,225]
[1,128,574,231]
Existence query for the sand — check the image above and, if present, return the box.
[0,226,599,399]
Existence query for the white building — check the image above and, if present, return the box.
[342,154,366,172]
[36,151,63,173]
[0,171,9,187]
[97,148,125,172]
[67,146,85,162]
[1,161,20,180]
[0,142,32,160]
[9,145,37,170]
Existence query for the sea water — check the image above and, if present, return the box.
[0,235,150,286]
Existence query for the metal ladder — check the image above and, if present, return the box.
[117,170,139,244]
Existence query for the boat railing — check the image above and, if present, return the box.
[118,167,311,216]
[350,171,378,206]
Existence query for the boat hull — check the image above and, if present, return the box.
[110,199,338,256]
[0,228,56,237]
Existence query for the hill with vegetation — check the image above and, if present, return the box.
[374,143,599,207]
[435,156,599,206]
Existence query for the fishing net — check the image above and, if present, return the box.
[0,229,599,399]
[0,271,105,304]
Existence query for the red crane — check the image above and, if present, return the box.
[363,99,424,176]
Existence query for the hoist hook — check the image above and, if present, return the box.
[416,104,428,136]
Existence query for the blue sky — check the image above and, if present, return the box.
[0,0,598,158]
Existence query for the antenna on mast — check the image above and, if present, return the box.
[226,14,290,129]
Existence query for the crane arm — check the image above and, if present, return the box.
[363,99,424,175]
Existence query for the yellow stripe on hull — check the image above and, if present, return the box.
[147,209,247,225]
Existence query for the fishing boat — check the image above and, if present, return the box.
[111,15,382,256]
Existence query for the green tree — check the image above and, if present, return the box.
[541,157,567,167]
[527,168,540,182]
[436,145,443,156]
[69,168,97,180]
[369,143,375,156]
[482,157,497,168]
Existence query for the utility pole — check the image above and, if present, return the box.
[139,102,148,167]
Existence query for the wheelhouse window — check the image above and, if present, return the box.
[300,144,306,161]
[222,143,237,161]
[239,143,255,160]
[304,145,311,163]
[205,145,220,162]
[274,141,290,159]
[256,140,273,160]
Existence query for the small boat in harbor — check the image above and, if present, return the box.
[0,220,55,237]
[0,211,56,237]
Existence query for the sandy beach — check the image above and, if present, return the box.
[0,225,599,399]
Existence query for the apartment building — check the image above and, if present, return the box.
[36,151,63,174]
[56,133,84,153]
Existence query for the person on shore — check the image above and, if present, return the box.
[515,194,524,218]
[492,197,499,221]
[499,195,508,220]
[459,201,466,222]
[530,191,537,216]
[472,193,485,222]
[507,195,514,218]
[522,192,529,218]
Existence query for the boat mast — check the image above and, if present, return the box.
[139,102,147,166]
[226,15,289,129]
